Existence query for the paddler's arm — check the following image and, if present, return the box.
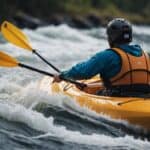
[59,51,107,80]
[53,51,105,83]
[53,49,119,82]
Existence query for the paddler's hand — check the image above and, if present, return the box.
[52,74,62,83]
[75,83,88,91]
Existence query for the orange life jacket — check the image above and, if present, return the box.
[109,48,150,86]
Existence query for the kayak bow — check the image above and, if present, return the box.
[40,76,150,131]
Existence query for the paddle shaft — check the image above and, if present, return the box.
[33,49,60,73]
[19,63,86,88]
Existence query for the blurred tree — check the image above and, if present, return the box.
[91,0,111,8]
[0,0,150,24]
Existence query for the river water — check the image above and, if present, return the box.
[0,24,150,150]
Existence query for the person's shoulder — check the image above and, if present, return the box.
[93,49,120,61]
[96,48,114,54]
[97,48,120,57]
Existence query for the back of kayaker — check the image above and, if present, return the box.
[100,45,150,96]
[53,18,150,97]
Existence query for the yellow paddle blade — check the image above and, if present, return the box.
[0,51,19,67]
[1,21,33,51]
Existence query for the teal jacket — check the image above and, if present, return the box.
[60,44,143,80]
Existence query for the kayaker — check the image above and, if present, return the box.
[53,18,150,97]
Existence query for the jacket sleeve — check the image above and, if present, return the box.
[60,50,111,80]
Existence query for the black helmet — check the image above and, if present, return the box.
[106,18,132,47]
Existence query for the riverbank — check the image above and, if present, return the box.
[1,0,150,29]
[5,11,150,30]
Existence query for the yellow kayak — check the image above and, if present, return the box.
[40,76,150,131]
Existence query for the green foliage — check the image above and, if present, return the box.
[1,0,150,24]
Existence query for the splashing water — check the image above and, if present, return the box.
[0,24,150,150]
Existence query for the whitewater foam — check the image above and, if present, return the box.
[0,99,149,148]
[0,24,150,149]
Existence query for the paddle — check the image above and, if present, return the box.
[1,21,60,73]
[0,51,86,88]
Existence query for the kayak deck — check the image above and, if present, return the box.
[39,76,150,131]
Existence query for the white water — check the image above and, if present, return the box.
[0,93,149,148]
[0,24,150,148]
